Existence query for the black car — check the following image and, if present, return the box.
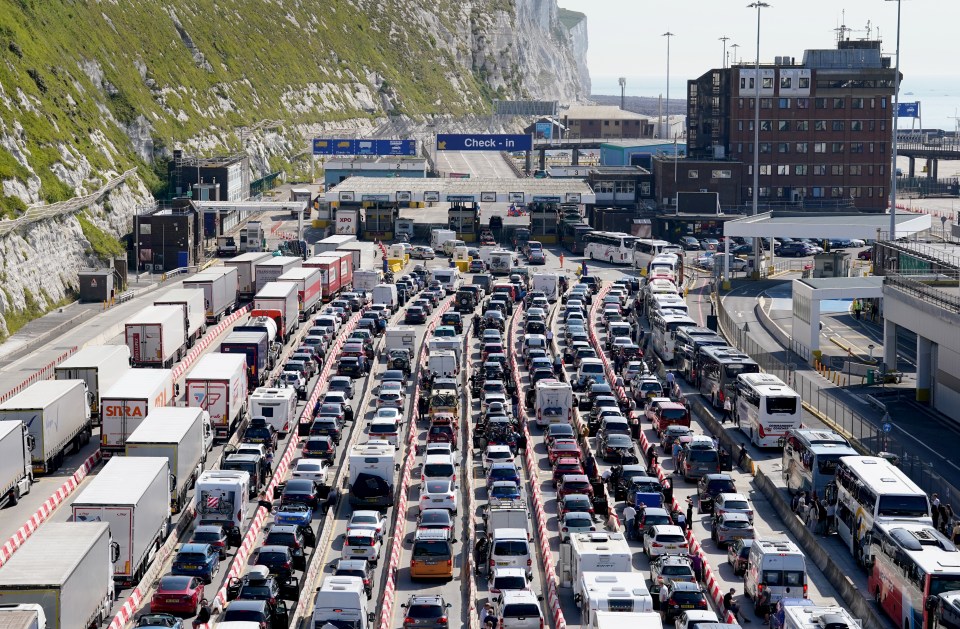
[230,567,298,603]
[779,242,814,257]
[456,290,476,313]
[337,357,366,379]
[334,559,375,599]
[440,312,463,334]
[243,422,278,452]
[308,419,342,445]
[264,525,307,570]
[579,276,600,294]
[405,307,427,324]
[302,435,336,462]
[223,596,289,629]
[598,433,639,464]
[191,524,229,558]
[697,473,736,513]
[280,478,320,509]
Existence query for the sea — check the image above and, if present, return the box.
[591,74,960,132]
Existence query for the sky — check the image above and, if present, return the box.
[561,0,958,90]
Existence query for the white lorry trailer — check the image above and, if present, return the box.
[126,407,210,513]
[0,421,33,508]
[248,387,298,436]
[277,267,323,321]
[254,256,302,293]
[54,345,130,426]
[225,252,273,298]
[253,282,299,342]
[352,270,382,293]
[348,443,396,509]
[72,456,170,586]
[0,522,114,629]
[184,353,247,441]
[0,604,47,629]
[99,369,174,457]
[0,380,92,475]
[154,288,207,347]
[195,470,250,546]
[183,266,239,323]
[125,304,187,368]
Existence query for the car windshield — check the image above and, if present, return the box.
[662,565,693,576]
[503,604,540,617]
[424,464,454,477]
[688,449,718,463]
[656,534,686,544]
[425,481,450,493]
[408,604,445,619]
[347,535,373,547]
[566,515,592,526]
[708,479,737,494]
[877,495,930,518]
[420,512,451,526]
[660,408,687,420]
[723,520,752,530]
[176,553,206,563]
[724,499,749,510]
[192,531,221,543]
[671,591,704,604]
[159,576,192,589]
[223,611,266,623]
[413,540,450,558]
[493,541,528,556]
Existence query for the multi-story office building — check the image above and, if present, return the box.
[686,40,898,210]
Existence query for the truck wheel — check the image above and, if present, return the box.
[9,487,19,506]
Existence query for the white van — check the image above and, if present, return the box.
[495,590,544,629]
[442,239,466,257]
[744,538,808,606]
[430,268,462,294]
[490,528,533,579]
[576,358,606,389]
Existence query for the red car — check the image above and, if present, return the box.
[557,474,594,499]
[482,343,505,362]
[548,439,583,464]
[552,458,585,486]
[150,575,204,616]
[427,419,458,450]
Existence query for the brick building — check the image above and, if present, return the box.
[686,40,898,210]
[560,105,655,140]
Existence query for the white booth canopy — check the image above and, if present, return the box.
[324,176,597,205]
[724,211,932,239]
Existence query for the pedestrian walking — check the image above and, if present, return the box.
[933,494,942,530]
[676,510,687,532]
[193,600,211,629]
[559,254,565,269]
[941,504,953,534]
[666,371,676,390]
[737,444,748,469]
[826,500,836,535]
[816,499,828,536]
[722,397,732,424]
[853,299,862,321]
[481,603,496,629]
[686,499,694,528]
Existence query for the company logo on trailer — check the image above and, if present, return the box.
[191,392,221,409]
[104,405,144,417]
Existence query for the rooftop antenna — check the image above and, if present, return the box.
[834,10,852,45]
[864,20,873,39]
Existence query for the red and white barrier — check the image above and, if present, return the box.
[0,448,101,567]
[0,346,80,404]
[171,305,253,381]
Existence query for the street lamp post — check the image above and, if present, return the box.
[887,0,902,241]
[719,36,731,69]
[748,2,770,275]
[619,77,626,110]
[663,32,675,140]
[731,43,740,65]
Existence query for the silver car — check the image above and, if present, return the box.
[710,512,754,548]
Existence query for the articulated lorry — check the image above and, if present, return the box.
[126,407,211,513]
[225,252,273,298]
[184,353,248,441]
[125,305,188,368]
[72,456,171,586]
[183,266,239,323]
[154,288,207,347]
[220,329,272,388]
[54,345,130,426]
[0,421,33,508]
[254,256,302,293]
[100,369,174,457]
[277,267,322,321]
[252,282,299,343]
[0,522,114,629]
[0,380,92,474]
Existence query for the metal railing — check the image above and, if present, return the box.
[885,275,960,314]
[716,291,960,508]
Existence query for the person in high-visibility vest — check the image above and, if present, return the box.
[559,254,565,268]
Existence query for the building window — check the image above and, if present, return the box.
[813,165,827,175]
[868,165,874,176]
[604,120,609,126]
[762,77,773,89]
[780,76,792,89]
[760,165,772,175]
[760,120,773,131]
[640,182,651,196]
[868,187,874,197]
[688,170,699,179]
[750,98,756,109]
[713,72,721,86]
[738,98,744,108]
[799,77,810,89]
[832,121,845,131]
[748,143,754,153]
[815,97,827,109]
[615,181,635,194]
[812,187,824,198]
[815,120,828,131]
[796,142,808,153]
[748,120,755,131]
[796,121,809,132]
[779,98,790,108]
[831,142,844,153]
[852,97,865,109]
[881,97,887,108]
[738,121,744,131]
[614,120,620,126]
[737,143,744,153]
[851,120,863,132]
[741,77,755,90]
[760,98,773,109]
[795,165,808,175]
[869,120,875,131]
[869,142,875,153]
[760,187,771,198]
[850,165,862,175]
[814,142,826,153]
[778,120,790,132]
[797,97,810,109]
[760,143,772,153]
[778,142,789,153]
[833,97,845,109]
[594,181,614,193]
[850,142,864,154]
[880,120,886,131]
[851,187,861,197]
[711,170,733,179]
[831,165,844,175]
[777,165,790,175]
[880,143,887,155]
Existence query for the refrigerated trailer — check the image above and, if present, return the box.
[154,288,207,347]
[54,345,130,425]
[125,304,187,368]
[224,252,273,298]
[99,369,174,457]
[0,522,114,629]
[126,407,211,513]
[0,380,92,475]
[277,267,323,321]
[303,256,341,301]
[0,421,32,508]
[183,266,239,323]
[184,353,248,441]
[254,256,302,293]
[71,456,170,586]
[252,282,299,342]
[220,330,272,388]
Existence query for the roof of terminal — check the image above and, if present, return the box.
[325,176,596,204]
[724,211,931,239]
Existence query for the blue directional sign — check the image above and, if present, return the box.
[882,422,893,433]
[436,133,532,152]
[897,102,920,118]
[312,138,416,156]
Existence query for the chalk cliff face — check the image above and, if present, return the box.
[0,0,589,338]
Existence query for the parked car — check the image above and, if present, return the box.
[172,543,220,584]
[726,538,754,576]
[150,576,205,616]
[400,595,453,629]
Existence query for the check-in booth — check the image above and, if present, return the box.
[448,202,479,242]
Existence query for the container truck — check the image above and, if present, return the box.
[0,522,114,629]
[183,267,239,323]
[304,256,342,301]
[99,369,174,457]
[195,470,250,547]
[0,380,92,474]
[348,443,396,509]
[234,317,281,371]
[71,456,170,586]
[54,345,130,425]
[0,421,32,508]
[0,604,46,629]
[277,267,322,321]
[240,221,265,253]
[220,330,272,388]
[184,353,247,441]
[352,270,382,294]
[154,288,207,347]
[126,407,211,513]
[314,235,356,254]
[225,252,273,298]
[337,243,364,271]
[430,229,456,252]
[248,387,298,436]
[254,256,302,293]
[125,304,188,368]
[252,282,299,343]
